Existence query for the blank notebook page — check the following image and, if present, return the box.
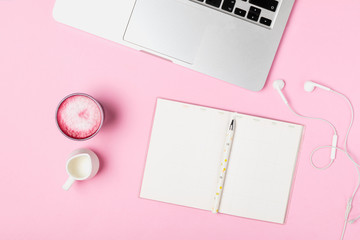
[140,99,231,210]
[219,114,303,223]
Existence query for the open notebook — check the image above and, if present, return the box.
[141,99,303,224]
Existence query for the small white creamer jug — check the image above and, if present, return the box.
[62,149,100,191]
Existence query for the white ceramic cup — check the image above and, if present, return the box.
[62,149,100,191]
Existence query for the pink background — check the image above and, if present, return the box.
[1,0,360,239]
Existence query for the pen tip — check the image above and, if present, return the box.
[229,119,234,130]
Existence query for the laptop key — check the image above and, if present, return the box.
[247,11,259,21]
[249,6,261,15]
[221,0,236,12]
[205,0,222,8]
[234,8,246,17]
[260,17,272,26]
[249,0,279,12]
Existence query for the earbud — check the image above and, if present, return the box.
[304,81,331,92]
[272,79,288,105]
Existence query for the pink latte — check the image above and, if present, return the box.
[56,94,103,140]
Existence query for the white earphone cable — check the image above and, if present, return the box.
[285,89,360,240]
[285,103,338,169]
[330,90,360,239]
[273,80,360,239]
[286,103,337,134]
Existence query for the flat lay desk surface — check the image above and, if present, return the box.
[1,1,359,239]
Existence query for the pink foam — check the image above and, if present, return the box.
[57,95,102,139]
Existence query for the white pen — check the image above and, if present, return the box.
[212,117,236,213]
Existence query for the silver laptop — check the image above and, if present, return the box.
[53,0,294,91]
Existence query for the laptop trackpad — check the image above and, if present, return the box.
[124,0,209,64]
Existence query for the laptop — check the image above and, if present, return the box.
[53,0,295,91]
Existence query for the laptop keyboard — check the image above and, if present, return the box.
[191,0,281,29]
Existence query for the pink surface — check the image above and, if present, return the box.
[0,1,360,239]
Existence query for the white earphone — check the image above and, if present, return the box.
[272,79,288,105]
[273,79,332,102]
[273,80,338,161]
[273,79,360,240]
[304,80,331,92]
